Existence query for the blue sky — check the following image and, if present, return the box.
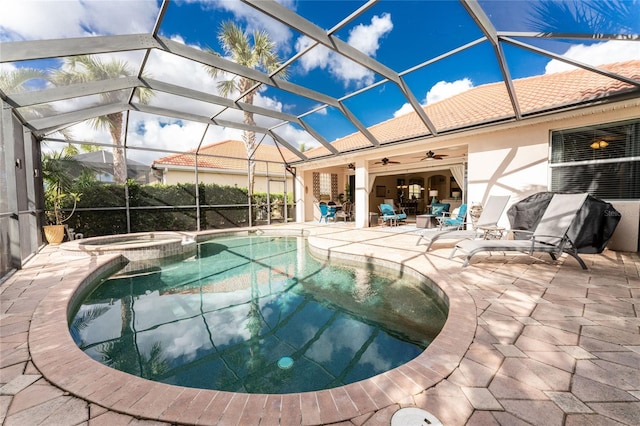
[1,0,639,163]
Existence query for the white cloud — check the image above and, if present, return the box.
[3,1,316,160]
[348,13,394,56]
[295,13,393,88]
[296,36,330,71]
[545,40,640,74]
[393,103,414,118]
[392,78,474,117]
[272,123,320,152]
[202,0,295,53]
[424,78,474,105]
[0,0,158,41]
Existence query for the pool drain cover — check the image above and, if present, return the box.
[391,407,443,426]
[277,356,294,369]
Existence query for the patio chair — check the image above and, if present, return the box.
[451,193,589,269]
[384,199,400,212]
[436,203,468,229]
[335,200,352,221]
[319,202,336,223]
[429,202,450,216]
[379,203,407,226]
[416,195,510,251]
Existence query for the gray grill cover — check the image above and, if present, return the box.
[506,192,621,254]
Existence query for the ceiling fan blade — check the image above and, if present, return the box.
[375,157,399,165]
[420,151,448,160]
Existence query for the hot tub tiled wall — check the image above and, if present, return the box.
[62,232,197,262]
[100,239,195,261]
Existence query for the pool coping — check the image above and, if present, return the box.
[27,229,477,425]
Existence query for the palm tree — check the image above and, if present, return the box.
[50,56,153,183]
[205,21,287,199]
[0,67,73,139]
[0,67,46,94]
[41,150,82,224]
[527,0,639,36]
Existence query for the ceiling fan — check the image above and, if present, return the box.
[375,157,400,166]
[419,150,448,161]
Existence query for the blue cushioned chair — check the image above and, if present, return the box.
[430,202,450,216]
[379,203,407,226]
[319,203,336,223]
[436,203,468,229]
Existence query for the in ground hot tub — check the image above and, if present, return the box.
[62,231,197,262]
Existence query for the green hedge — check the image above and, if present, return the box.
[62,182,291,237]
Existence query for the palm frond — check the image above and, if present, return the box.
[203,48,222,78]
[0,68,47,93]
[526,0,610,35]
[217,78,239,97]
[589,0,639,34]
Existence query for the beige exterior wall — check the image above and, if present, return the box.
[465,102,640,228]
[159,169,293,194]
[302,167,349,222]
[297,99,640,251]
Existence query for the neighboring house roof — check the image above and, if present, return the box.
[304,60,640,158]
[152,139,296,173]
[73,150,148,176]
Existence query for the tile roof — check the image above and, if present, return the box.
[304,60,640,158]
[153,62,639,165]
[153,139,295,172]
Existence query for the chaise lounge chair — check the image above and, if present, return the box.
[450,193,589,269]
[416,195,510,251]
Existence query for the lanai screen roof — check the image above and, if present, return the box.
[1,0,639,167]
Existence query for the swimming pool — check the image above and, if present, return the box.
[70,235,448,394]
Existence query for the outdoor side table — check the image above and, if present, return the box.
[477,225,506,240]
[416,214,437,229]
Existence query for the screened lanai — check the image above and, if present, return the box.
[2,0,640,276]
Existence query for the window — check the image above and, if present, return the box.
[408,178,424,199]
[550,119,640,200]
[313,172,336,202]
[319,173,331,201]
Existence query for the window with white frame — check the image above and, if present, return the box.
[550,119,640,200]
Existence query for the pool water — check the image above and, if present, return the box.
[70,235,447,394]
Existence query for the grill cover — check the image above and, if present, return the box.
[506,192,621,253]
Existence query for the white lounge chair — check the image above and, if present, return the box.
[416,195,510,251]
[451,193,589,269]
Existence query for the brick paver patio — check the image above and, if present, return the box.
[1,223,639,425]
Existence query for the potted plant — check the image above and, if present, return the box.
[42,151,82,244]
[43,187,81,244]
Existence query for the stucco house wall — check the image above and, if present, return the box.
[466,101,640,237]
[298,99,640,251]
[157,168,292,194]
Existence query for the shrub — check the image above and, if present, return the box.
[61,182,290,237]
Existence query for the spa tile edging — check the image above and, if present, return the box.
[27,229,476,425]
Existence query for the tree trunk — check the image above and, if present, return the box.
[108,112,126,184]
[241,80,257,199]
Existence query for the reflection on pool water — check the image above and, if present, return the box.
[70,235,448,394]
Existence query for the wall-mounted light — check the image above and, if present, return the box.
[590,140,609,149]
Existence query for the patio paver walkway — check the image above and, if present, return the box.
[1,223,639,425]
